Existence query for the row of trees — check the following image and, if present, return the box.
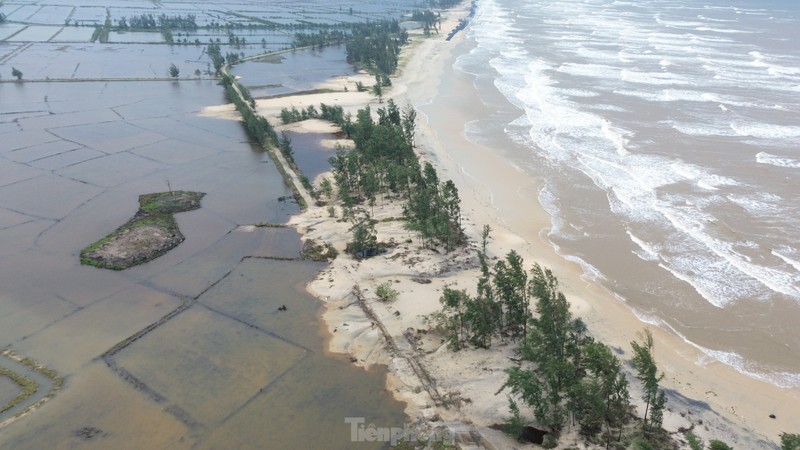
[437,247,673,447]
[403,162,463,250]
[226,30,247,49]
[324,101,464,250]
[292,29,348,49]
[293,20,408,79]
[206,42,226,73]
[426,0,464,7]
[219,73,277,149]
[116,14,197,30]
[219,73,312,206]
[345,21,407,76]
[438,248,532,349]
[203,42,246,72]
[411,10,441,35]
[279,104,346,127]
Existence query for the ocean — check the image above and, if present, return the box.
[455,0,800,388]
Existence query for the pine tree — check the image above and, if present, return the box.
[468,252,498,348]
[575,340,630,444]
[439,287,472,350]
[505,264,585,435]
[494,250,529,339]
[401,103,417,147]
[781,433,800,450]
[630,329,666,432]
[348,212,377,259]
[686,431,704,450]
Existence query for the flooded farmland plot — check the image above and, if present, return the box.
[1,0,422,444]
[231,45,358,97]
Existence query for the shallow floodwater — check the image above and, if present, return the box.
[0,78,405,448]
[231,45,358,98]
[285,131,339,182]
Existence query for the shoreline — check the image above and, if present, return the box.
[206,3,798,447]
[393,11,799,447]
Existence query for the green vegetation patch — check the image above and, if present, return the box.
[80,191,205,270]
[300,239,338,262]
[0,368,38,416]
[0,349,64,423]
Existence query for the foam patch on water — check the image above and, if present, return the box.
[676,331,800,389]
[695,26,754,34]
[727,192,785,216]
[564,253,608,283]
[669,121,738,137]
[587,104,629,112]
[620,69,691,86]
[749,51,800,77]
[557,62,622,81]
[602,121,632,156]
[773,246,800,272]
[631,308,665,326]
[733,123,800,140]
[473,0,800,342]
[670,161,739,190]
[628,231,660,262]
[656,203,800,302]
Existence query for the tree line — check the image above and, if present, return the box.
[436,242,668,448]
[281,99,465,252]
[322,100,464,251]
[345,20,407,76]
[219,72,313,202]
[116,14,197,30]
[293,20,408,80]
[411,10,440,36]
[434,243,800,449]
[219,72,277,149]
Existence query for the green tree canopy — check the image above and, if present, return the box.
[631,329,667,432]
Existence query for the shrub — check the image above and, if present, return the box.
[686,432,704,450]
[376,282,398,302]
[782,433,800,450]
[542,434,557,449]
[632,438,654,450]
[709,440,733,450]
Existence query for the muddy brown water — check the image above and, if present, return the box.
[231,45,358,98]
[283,130,339,183]
[0,79,406,448]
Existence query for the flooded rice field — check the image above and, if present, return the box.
[0,77,406,449]
[1,0,417,440]
[231,45,357,98]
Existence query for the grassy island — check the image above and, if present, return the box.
[80,191,205,270]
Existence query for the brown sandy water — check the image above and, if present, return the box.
[283,130,338,182]
[231,45,357,98]
[435,0,800,390]
[0,79,405,448]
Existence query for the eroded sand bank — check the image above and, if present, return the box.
[245,2,800,448]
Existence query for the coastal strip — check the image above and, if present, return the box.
[206,2,798,448]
